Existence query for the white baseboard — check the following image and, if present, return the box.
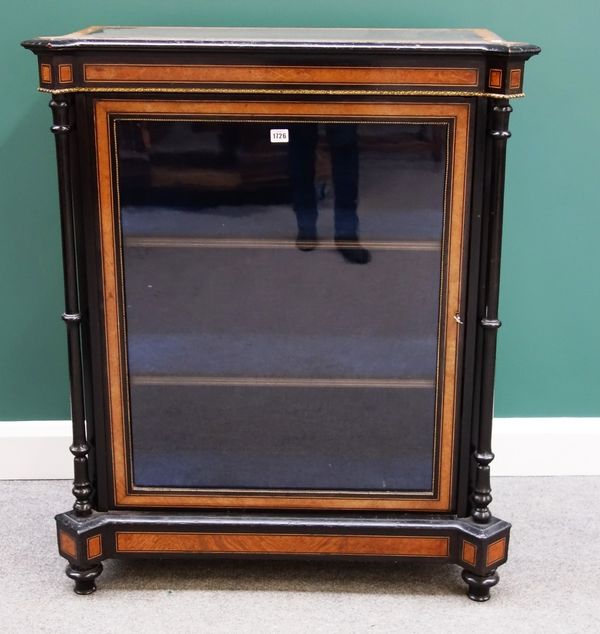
[491,418,600,476]
[0,421,73,479]
[0,418,599,480]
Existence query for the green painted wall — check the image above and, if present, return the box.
[1,1,598,420]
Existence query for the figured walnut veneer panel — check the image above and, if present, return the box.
[115,532,450,557]
[94,99,470,511]
[58,530,77,558]
[84,64,479,87]
[486,537,507,566]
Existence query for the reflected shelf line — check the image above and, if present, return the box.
[124,237,441,251]
[130,376,435,389]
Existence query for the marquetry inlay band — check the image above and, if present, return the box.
[115,532,450,558]
[486,537,507,566]
[83,64,480,87]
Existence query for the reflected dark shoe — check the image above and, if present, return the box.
[296,230,318,251]
[335,239,372,264]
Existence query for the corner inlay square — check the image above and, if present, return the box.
[486,537,507,566]
[87,534,103,559]
[488,69,502,89]
[58,64,73,83]
[509,68,522,89]
[40,63,52,83]
[462,541,477,565]
[58,530,77,558]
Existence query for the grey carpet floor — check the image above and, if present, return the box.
[0,477,599,633]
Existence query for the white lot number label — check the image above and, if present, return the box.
[270,129,289,143]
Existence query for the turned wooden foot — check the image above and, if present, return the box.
[461,569,499,602]
[66,563,103,595]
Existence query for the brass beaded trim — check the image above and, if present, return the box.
[37,85,525,99]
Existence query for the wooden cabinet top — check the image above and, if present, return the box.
[22,26,539,99]
[22,25,539,56]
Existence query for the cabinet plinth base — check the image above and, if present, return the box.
[56,510,510,598]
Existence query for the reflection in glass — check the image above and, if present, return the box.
[289,123,370,263]
[115,119,447,492]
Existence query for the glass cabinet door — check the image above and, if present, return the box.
[94,100,471,511]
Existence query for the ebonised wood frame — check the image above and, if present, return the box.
[23,27,539,600]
